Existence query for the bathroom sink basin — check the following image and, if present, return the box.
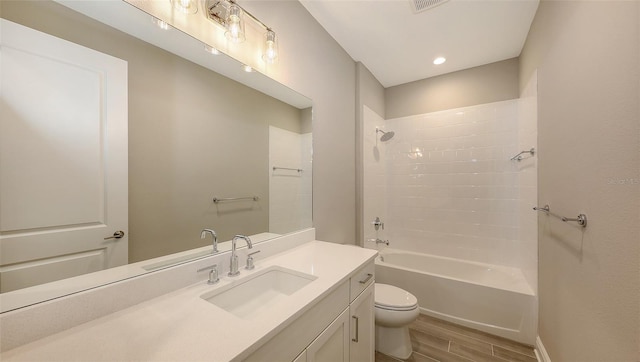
[201,266,317,319]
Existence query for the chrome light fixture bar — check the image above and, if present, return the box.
[204,0,278,63]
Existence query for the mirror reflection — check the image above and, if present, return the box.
[0,0,312,310]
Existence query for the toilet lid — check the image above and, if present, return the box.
[374,283,418,310]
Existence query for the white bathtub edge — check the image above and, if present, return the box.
[376,250,537,345]
[421,307,525,334]
[377,249,535,296]
[535,336,551,362]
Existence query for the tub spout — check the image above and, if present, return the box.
[366,238,389,246]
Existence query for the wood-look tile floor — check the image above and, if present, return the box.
[375,314,537,362]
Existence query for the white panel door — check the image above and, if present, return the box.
[0,19,128,292]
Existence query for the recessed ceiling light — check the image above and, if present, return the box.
[433,56,446,65]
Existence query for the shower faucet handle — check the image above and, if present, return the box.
[371,217,384,231]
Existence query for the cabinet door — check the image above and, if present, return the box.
[307,308,349,362]
[350,283,375,362]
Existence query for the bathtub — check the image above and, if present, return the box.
[375,248,537,345]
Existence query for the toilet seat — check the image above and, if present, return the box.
[374,283,418,311]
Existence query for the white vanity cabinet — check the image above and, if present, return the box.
[349,283,375,362]
[306,309,350,362]
[246,260,375,362]
[304,283,374,362]
[0,240,379,362]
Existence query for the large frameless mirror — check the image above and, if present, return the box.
[0,0,312,313]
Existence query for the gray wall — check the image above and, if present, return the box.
[2,1,305,261]
[243,1,357,245]
[385,58,520,119]
[520,1,640,360]
[355,62,386,246]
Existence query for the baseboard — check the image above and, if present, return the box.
[535,336,551,362]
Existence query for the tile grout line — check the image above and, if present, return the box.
[493,344,537,359]
[411,316,536,362]
[412,350,442,362]
[420,322,496,353]
[416,317,535,356]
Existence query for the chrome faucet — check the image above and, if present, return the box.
[200,228,219,253]
[229,235,252,277]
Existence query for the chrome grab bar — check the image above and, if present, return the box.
[533,204,587,228]
[213,196,259,203]
[510,148,535,161]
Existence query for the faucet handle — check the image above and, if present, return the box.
[208,266,220,284]
[371,217,384,231]
[245,250,261,270]
[197,264,220,284]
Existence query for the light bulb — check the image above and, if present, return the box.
[225,3,245,43]
[262,29,278,64]
[242,64,253,72]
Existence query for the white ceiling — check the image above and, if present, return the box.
[300,0,539,88]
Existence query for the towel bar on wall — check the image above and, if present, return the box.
[533,204,587,228]
[213,196,259,203]
[272,166,303,172]
[510,148,535,161]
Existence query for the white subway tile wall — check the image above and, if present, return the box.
[517,72,538,294]
[362,93,537,279]
[363,107,388,246]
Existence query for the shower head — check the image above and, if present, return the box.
[376,128,395,142]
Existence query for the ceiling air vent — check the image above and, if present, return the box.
[411,0,451,13]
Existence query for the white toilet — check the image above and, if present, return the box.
[374,283,420,360]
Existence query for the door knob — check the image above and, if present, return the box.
[104,230,125,240]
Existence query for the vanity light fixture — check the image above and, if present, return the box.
[433,56,446,65]
[171,0,198,14]
[262,29,278,64]
[225,2,246,43]
[204,0,279,64]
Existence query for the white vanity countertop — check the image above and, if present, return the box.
[1,241,377,361]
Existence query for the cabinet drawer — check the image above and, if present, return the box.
[349,261,374,302]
